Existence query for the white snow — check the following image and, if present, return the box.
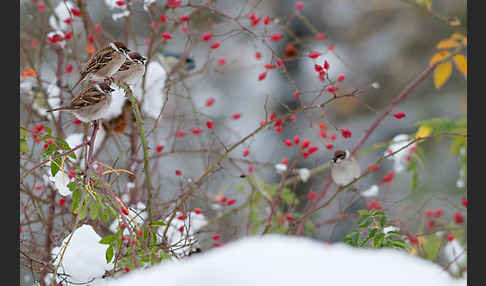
[136,61,167,119]
[443,239,467,276]
[51,225,114,285]
[102,83,127,120]
[385,134,416,173]
[109,202,148,235]
[361,184,379,197]
[49,1,74,31]
[274,163,287,174]
[104,235,466,286]
[297,168,311,183]
[48,170,72,196]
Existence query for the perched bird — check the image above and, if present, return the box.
[112,51,146,85]
[330,150,361,186]
[47,83,115,122]
[71,41,130,91]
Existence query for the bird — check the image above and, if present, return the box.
[158,52,196,71]
[112,51,146,85]
[330,149,361,186]
[71,41,131,91]
[46,82,115,123]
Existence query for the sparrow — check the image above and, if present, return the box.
[330,149,361,186]
[71,41,131,91]
[46,82,115,122]
[112,51,146,85]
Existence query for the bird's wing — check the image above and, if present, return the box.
[82,48,115,76]
[69,87,106,109]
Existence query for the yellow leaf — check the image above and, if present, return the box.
[416,125,432,139]
[451,33,465,41]
[436,39,459,49]
[429,50,450,66]
[453,54,467,77]
[433,61,452,89]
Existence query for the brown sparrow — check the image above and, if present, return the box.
[330,150,361,186]
[47,83,115,122]
[112,51,146,85]
[71,41,131,90]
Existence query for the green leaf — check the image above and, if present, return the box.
[90,202,99,220]
[379,216,387,228]
[411,169,418,193]
[99,234,116,245]
[20,138,29,154]
[50,155,62,177]
[357,214,370,225]
[106,245,114,263]
[357,210,370,216]
[150,221,166,227]
[423,234,442,260]
[78,200,89,220]
[71,189,81,213]
[373,233,385,248]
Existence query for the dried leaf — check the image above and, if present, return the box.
[453,54,467,77]
[429,50,450,66]
[433,61,452,89]
[437,39,459,49]
[21,68,37,80]
[87,44,96,55]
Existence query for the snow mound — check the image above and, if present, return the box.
[105,235,466,286]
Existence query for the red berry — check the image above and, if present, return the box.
[453,212,464,224]
[461,198,467,208]
[167,0,181,8]
[160,15,167,22]
[285,214,294,222]
[264,64,275,70]
[447,233,454,242]
[427,220,435,229]
[220,196,227,203]
[88,35,95,43]
[212,234,220,240]
[125,266,130,273]
[116,0,126,6]
[276,59,283,67]
[120,222,126,229]
[274,126,283,133]
[248,164,254,173]
[309,52,320,59]
[205,97,215,107]
[308,146,318,154]
[94,24,102,33]
[218,57,226,66]
[284,139,293,147]
[425,209,433,217]
[210,42,221,49]
[327,86,338,93]
[341,128,352,139]
[258,72,267,81]
[367,199,383,211]
[71,8,81,17]
[227,199,236,206]
[263,17,270,25]
[137,229,143,236]
[175,170,182,176]
[176,130,185,138]
[269,113,277,121]
[281,157,289,165]
[73,119,82,125]
[290,115,297,121]
[433,208,443,217]
[243,149,250,157]
[296,1,304,11]
[270,33,283,42]
[64,31,73,40]
[121,207,129,216]
[315,33,326,40]
[337,74,345,82]
[393,112,406,119]
[408,234,418,245]
[328,44,335,51]
[293,136,301,144]
[323,60,330,70]
[37,2,46,11]
[59,197,66,207]
[65,64,73,73]
[177,214,187,220]
[301,139,310,149]
[192,128,202,135]
[179,15,190,21]
[320,129,327,139]
[314,64,323,72]
[156,145,164,153]
[206,120,213,129]
[202,32,212,41]
[161,32,172,40]
[194,208,203,214]
[213,241,224,247]
[326,143,333,150]
[294,92,300,98]
[255,52,262,60]
[64,18,72,24]
[307,192,317,200]
[232,113,242,120]
[329,133,337,141]
[381,171,395,184]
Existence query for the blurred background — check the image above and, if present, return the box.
[20,0,467,284]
